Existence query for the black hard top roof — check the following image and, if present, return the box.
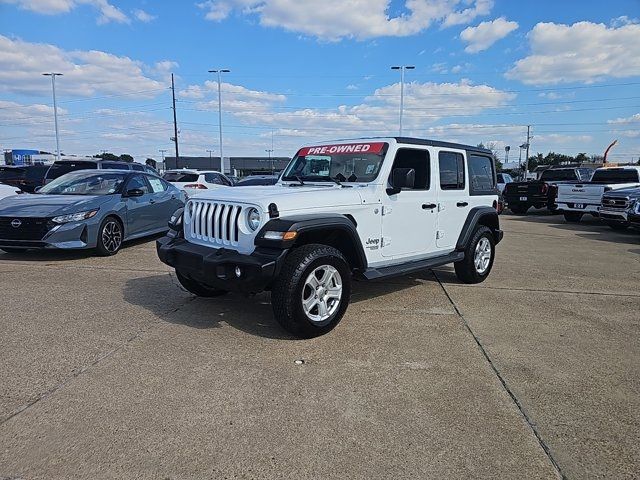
[392,137,492,155]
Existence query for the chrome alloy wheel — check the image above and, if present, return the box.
[301,265,343,323]
[474,237,492,274]
[102,220,122,253]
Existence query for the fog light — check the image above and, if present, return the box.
[235,266,242,278]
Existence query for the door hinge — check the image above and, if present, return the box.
[381,206,392,216]
[436,230,445,240]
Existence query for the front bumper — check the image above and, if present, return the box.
[599,208,628,222]
[156,236,288,294]
[0,221,94,250]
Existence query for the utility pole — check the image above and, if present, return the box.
[171,73,180,161]
[206,149,214,158]
[208,69,231,174]
[43,73,63,161]
[391,65,414,136]
[524,125,531,180]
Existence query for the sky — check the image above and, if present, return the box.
[0,0,639,165]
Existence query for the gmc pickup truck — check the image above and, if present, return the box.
[557,166,640,223]
[503,167,593,214]
[599,186,640,230]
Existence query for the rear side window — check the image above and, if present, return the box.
[131,164,145,171]
[46,161,96,180]
[101,162,128,170]
[163,172,199,182]
[591,169,639,184]
[468,154,496,194]
[540,169,577,181]
[204,173,232,186]
[439,151,465,190]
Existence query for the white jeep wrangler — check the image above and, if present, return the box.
[157,138,503,337]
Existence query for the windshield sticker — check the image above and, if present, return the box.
[298,142,385,156]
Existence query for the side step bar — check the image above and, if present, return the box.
[360,251,464,281]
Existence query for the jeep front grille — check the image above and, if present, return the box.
[601,197,628,210]
[185,200,242,247]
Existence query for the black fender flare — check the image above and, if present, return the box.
[456,207,503,251]
[255,213,368,271]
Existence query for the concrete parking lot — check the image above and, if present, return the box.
[0,213,638,479]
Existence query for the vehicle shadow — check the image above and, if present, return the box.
[0,233,165,263]
[123,269,436,340]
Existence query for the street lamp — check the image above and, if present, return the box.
[391,66,414,136]
[43,73,63,161]
[265,148,274,173]
[208,69,231,174]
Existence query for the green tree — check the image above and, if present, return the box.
[119,154,134,163]
[94,152,119,161]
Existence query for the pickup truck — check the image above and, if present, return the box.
[503,167,593,214]
[599,186,640,230]
[557,166,640,222]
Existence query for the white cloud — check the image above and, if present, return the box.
[0,0,129,23]
[610,16,638,28]
[346,84,359,90]
[460,17,518,53]
[133,8,156,22]
[197,0,493,40]
[0,35,168,97]
[608,113,640,124]
[506,21,640,85]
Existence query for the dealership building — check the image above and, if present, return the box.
[163,156,290,177]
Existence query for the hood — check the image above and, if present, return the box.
[0,194,112,217]
[189,184,366,213]
[603,186,640,199]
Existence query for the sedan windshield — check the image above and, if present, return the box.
[282,142,388,183]
[39,172,126,195]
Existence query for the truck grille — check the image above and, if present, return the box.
[0,217,52,240]
[601,197,628,210]
[185,200,242,247]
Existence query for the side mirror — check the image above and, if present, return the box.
[34,186,42,192]
[387,168,415,195]
[125,188,145,197]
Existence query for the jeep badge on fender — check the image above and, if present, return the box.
[156,137,503,338]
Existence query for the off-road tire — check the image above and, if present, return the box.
[96,216,123,256]
[563,212,583,223]
[175,270,228,297]
[454,226,495,284]
[605,221,629,231]
[271,243,351,338]
[510,204,529,215]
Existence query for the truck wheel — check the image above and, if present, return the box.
[175,270,228,297]
[605,221,629,231]
[563,212,583,223]
[510,205,529,215]
[454,226,495,284]
[271,244,351,338]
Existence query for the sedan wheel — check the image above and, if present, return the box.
[97,217,123,256]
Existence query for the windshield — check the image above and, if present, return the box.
[540,169,577,181]
[282,142,388,183]
[39,172,126,195]
[46,161,96,180]
[163,172,198,182]
[591,169,640,184]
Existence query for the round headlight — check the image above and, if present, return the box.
[247,207,261,231]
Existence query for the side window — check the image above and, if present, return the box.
[102,162,124,170]
[389,148,430,190]
[131,164,145,172]
[439,151,465,190]
[126,174,150,194]
[204,173,223,185]
[468,154,496,194]
[220,175,232,186]
[147,175,167,193]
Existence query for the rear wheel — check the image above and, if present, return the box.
[96,216,123,256]
[510,204,529,215]
[563,212,583,223]
[175,270,228,297]
[605,221,629,231]
[271,244,351,338]
[454,226,495,284]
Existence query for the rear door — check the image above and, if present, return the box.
[435,150,469,250]
[145,175,180,230]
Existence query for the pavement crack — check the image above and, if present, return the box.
[433,270,566,480]
[451,283,639,298]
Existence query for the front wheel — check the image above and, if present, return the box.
[454,226,495,284]
[271,244,351,338]
[175,270,228,297]
[96,216,123,256]
[563,212,583,223]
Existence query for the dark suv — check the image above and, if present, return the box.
[0,165,50,193]
[44,159,157,184]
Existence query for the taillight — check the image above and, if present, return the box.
[184,184,208,189]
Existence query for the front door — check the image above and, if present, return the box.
[436,149,469,250]
[382,147,438,258]
[124,174,154,236]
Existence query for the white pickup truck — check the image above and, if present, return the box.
[556,166,640,222]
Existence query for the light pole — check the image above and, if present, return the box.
[505,145,510,164]
[43,73,63,161]
[208,69,231,174]
[391,66,414,136]
[265,148,274,173]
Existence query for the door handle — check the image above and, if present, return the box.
[422,203,437,210]
[456,202,469,207]
[149,199,156,204]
